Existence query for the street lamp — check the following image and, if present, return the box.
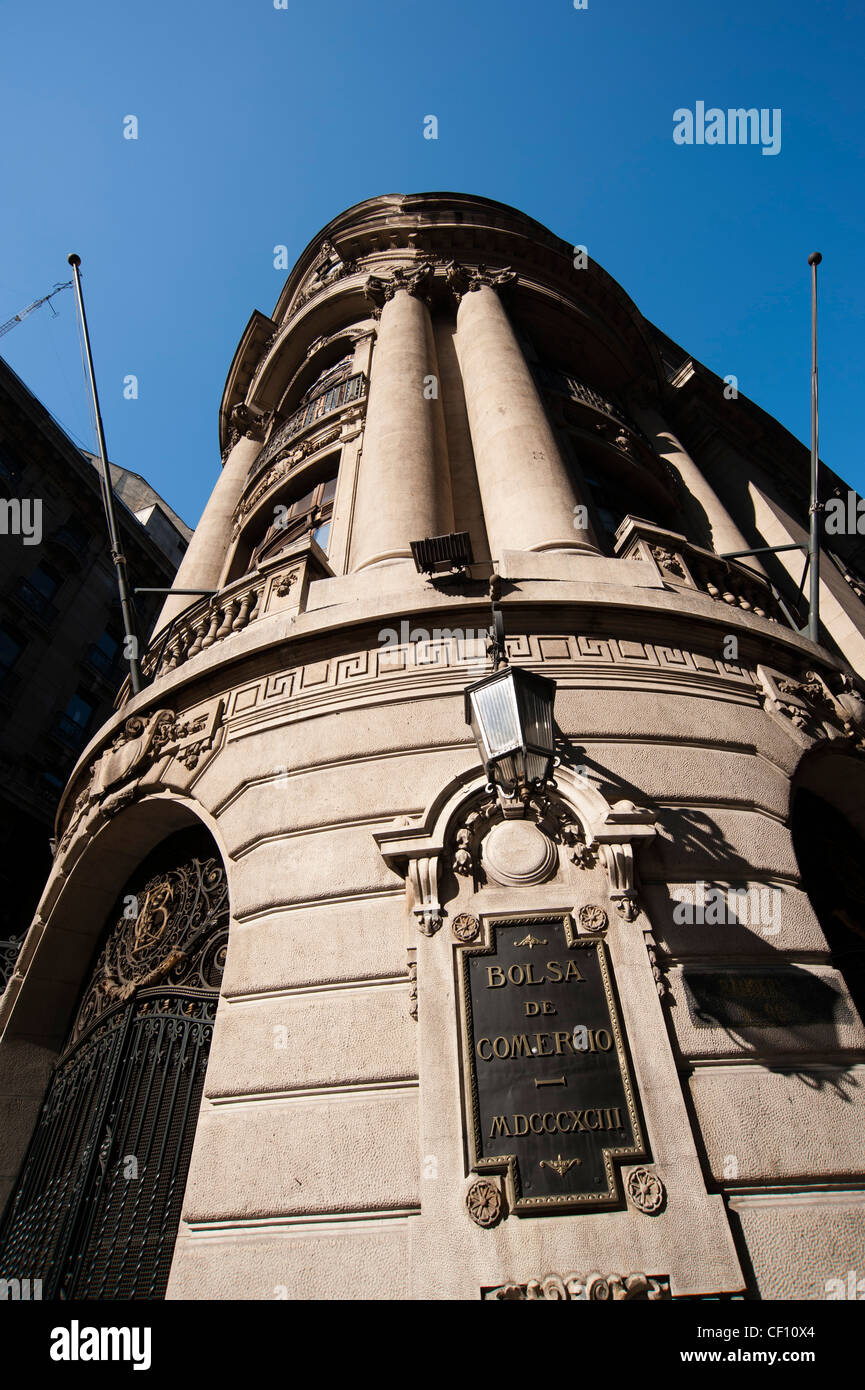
[464,664,557,802]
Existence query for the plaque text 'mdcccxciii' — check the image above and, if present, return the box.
[458,914,646,1213]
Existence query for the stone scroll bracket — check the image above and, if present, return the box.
[406,853,443,937]
[587,798,657,923]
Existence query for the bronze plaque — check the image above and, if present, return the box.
[457,914,646,1213]
[683,968,844,1028]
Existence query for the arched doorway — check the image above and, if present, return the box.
[0,826,228,1299]
[792,785,865,1026]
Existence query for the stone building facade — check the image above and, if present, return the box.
[0,357,190,988]
[1,193,864,1301]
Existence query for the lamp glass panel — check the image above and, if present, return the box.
[518,681,555,754]
[525,750,549,783]
[472,674,521,758]
[495,754,518,785]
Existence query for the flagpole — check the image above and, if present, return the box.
[807,251,822,645]
[67,253,142,694]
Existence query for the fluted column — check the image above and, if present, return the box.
[634,407,764,573]
[454,279,597,559]
[350,269,451,571]
[154,421,264,633]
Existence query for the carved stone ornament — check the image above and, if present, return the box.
[225,402,271,453]
[274,571,297,597]
[451,788,591,885]
[485,1272,671,1301]
[759,664,865,751]
[407,854,442,935]
[364,262,434,312]
[292,240,358,313]
[444,260,517,303]
[374,773,657,956]
[626,1166,666,1215]
[578,904,608,933]
[55,703,223,864]
[451,913,480,943]
[593,801,656,921]
[481,819,557,887]
[651,545,688,581]
[407,951,418,1021]
[465,1177,504,1228]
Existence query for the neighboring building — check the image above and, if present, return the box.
[1,193,864,1301]
[0,356,191,986]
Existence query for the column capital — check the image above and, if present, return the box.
[445,261,517,304]
[222,404,272,460]
[364,262,435,315]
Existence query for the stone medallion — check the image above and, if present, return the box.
[481,820,557,887]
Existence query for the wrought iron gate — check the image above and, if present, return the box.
[0,829,228,1299]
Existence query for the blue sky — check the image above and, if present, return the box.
[1,0,862,528]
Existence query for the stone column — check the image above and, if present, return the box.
[350,267,451,571]
[454,276,596,559]
[634,407,764,573]
[154,416,264,633]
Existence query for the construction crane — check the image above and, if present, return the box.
[0,280,73,338]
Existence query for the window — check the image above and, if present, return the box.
[53,691,96,749]
[65,692,94,728]
[17,561,62,616]
[0,628,23,672]
[86,628,120,677]
[249,465,338,568]
[28,564,61,600]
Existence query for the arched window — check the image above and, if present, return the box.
[250,472,337,566]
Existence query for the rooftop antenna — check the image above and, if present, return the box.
[67,253,142,694]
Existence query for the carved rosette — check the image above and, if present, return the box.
[451,913,480,943]
[465,1177,504,1228]
[485,1272,671,1301]
[578,904,608,933]
[626,1166,666,1215]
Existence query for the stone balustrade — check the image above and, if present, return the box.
[615,516,791,625]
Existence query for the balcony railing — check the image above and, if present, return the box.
[534,367,636,434]
[140,577,264,683]
[615,517,793,627]
[248,372,366,483]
